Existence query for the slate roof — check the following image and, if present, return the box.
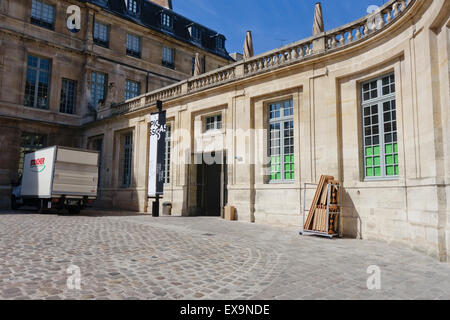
[80,0,232,60]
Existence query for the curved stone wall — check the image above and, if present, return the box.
[85,0,450,262]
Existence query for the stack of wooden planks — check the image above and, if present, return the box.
[304,175,340,234]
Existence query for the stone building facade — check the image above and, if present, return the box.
[81,0,449,262]
[0,0,232,207]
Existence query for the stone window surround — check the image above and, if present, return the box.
[59,78,77,115]
[361,73,398,180]
[162,46,175,69]
[204,114,223,132]
[91,71,108,110]
[192,107,227,158]
[268,99,295,182]
[353,65,403,185]
[30,0,56,30]
[24,54,52,110]
[125,79,141,101]
[126,32,141,58]
[163,122,172,185]
[255,89,300,186]
[93,19,110,48]
[116,129,135,189]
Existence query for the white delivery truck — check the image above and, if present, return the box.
[11,146,99,214]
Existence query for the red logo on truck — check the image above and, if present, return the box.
[30,158,46,173]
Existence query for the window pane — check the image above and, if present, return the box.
[126,34,141,57]
[163,126,171,184]
[24,55,50,109]
[31,0,55,29]
[125,80,140,100]
[126,0,138,14]
[162,47,174,68]
[268,100,294,181]
[60,79,77,114]
[161,13,173,29]
[122,133,133,187]
[362,75,398,179]
[91,72,106,109]
[94,21,109,46]
[18,132,47,175]
[205,115,222,131]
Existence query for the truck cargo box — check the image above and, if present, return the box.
[21,146,99,199]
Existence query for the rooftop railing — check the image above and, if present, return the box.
[110,0,413,117]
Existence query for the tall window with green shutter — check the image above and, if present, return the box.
[268,99,294,182]
[362,74,398,179]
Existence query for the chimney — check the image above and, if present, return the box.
[147,0,173,9]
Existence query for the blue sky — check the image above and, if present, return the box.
[173,0,390,55]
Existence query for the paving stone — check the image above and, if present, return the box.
[0,210,449,300]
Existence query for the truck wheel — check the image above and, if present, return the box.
[11,196,19,210]
[68,206,81,215]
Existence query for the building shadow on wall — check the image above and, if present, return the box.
[341,187,363,240]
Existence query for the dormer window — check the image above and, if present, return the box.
[189,25,201,43]
[161,13,173,30]
[126,0,139,15]
[216,35,225,50]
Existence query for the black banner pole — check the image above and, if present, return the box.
[151,100,164,217]
[152,195,159,217]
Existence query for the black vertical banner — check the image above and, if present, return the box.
[148,110,166,197]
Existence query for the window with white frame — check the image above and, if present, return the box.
[24,55,51,110]
[362,73,398,179]
[162,47,175,68]
[93,20,109,47]
[205,114,222,132]
[161,13,173,30]
[126,0,139,15]
[122,133,133,187]
[268,99,294,182]
[31,0,55,30]
[91,71,107,109]
[125,80,140,100]
[126,33,141,58]
[163,125,171,184]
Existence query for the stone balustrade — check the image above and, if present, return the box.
[244,40,314,75]
[187,65,236,92]
[326,0,411,49]
[145,83,182,105]
[111,0,414,116]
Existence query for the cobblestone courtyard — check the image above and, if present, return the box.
[0,209,449,300]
